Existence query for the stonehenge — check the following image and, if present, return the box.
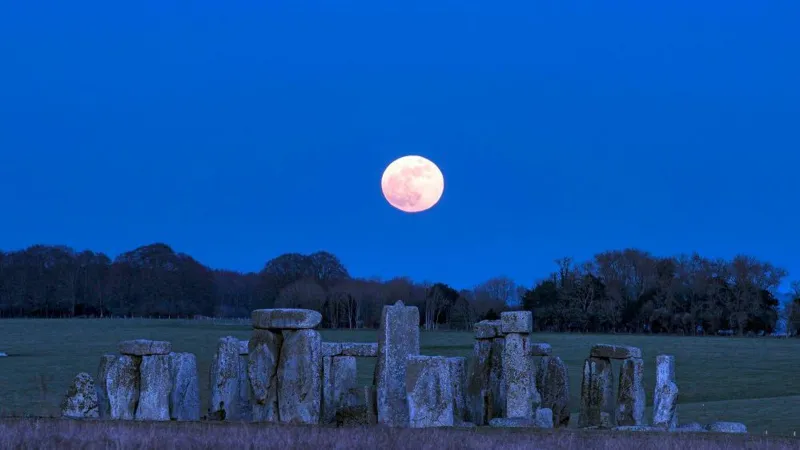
[59,304,749,434]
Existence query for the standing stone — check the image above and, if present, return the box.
[209,336,242,420]
[579,357,614,428]
[446,357,468,423]
[106,355,140,420]
[653,354,678,429]
[168,352,200,421]
[322,356,358,424]
[248,329,282,422]
[277,329,322,424]
[488,336,505,420]
[135,354,172,421]
[374,300,420,427]
[466,339,492,425]
[534,407,554,429]
[61,372,100,418]
[96,354,117,418]
[616,357,645,426]
[536,356,570,428]
[503,333,539,418]
[237,352,251,421]
[405,356,454,428]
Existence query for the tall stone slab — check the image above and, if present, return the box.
[653,354,679,429]
[248,329,282,422]
[106,355,140,420]
[466,339,493,425]
[209,336,242,420]
[488,336,505,420]
[135,354,172,421]
[96,354,117,418]
[237,352,251,421]
[374,300,420,427]
[168,352,200,421]
[446,357,467,423]
[579,357,614,428]
[322,355,358,424]
[406,356,454,428]
[277,329,322,424]
[536,356,571,428]
[616,357,645,426]
[503,332,540,418]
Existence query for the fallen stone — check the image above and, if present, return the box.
[529,343,552,356]
[322,342,343,357]
[536,356,570,428]
[96,355,117,418]
[488,336,505,420]
[209,336,243,421]
[252,308,322,330]
[474,320,501,339]
[374,300,420,427]
[248,329,282,422]
[489,417,537,428]
[277,329,322,424]
[61,372,99,419]
[238,340,249,355]
[168,352,200,421]
[500,311,533,334]
[590,344,642,360]
[135,354,172,421]
[579,357,614,428]
[535,407,554,428]
[503,333,539,418]
[340,342,378,357]
[707,421,747,433]
[675,422,707,432]
[322,355,358,424]
[447,357,468,423]
[616,357,645,426]
[118,339,172,356]
[405,355,454,428]
[106,355,140,420]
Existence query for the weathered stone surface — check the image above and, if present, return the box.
[529,343,552,356]
[474,320,501,339]
[168,352,200,421]
[488,336,505,420]
[106,355,140,420]
[590,344,642,360]
[503,333,539,418]
[614,425,660,431]
[446,357,467,423]
[489,417,537,428]
[675,422,707,432]
[209,336,242,421]
[616,357,645,426]
[238,340,249,355]
[405,355,454,428]
[707,421,747,433]
[277,329,322,424]
[500,311,533,334]
[96,354,116,418]
[466,339,492,425]
[248,329,282,422]
[653,354,678,430]
[322,356,358,424]
[135,354,172,421]
[322,342,342,357]
[61,373,99,418]
[237,353,251,421]
[340,342,378,357]
[579,357,614,428]
[374,300,420,427]
[535,407,554,428]
[536,356,570,428]
[118,339,172,356]
[252,308,322,330]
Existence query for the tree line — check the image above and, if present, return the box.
[0,243,798,336]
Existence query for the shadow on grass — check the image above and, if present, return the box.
[0,418,798,450]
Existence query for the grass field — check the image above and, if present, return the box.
[1,319,799,437]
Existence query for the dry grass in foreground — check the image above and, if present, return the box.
[1,419,798,450]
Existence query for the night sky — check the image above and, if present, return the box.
[1,1,798,291]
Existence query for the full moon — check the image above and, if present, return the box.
[381,155,445,213]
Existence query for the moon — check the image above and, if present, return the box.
[381,155,445,213]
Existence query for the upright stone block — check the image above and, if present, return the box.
[277,329,322,424]
[96,354,117,418]
[616,357,645,426]
[488,336,505,420]
[237,352,251,421]
[209,336,242,420]
[500,311,533,334]
[536,356,570,428]
[405,356,454,428]
[61,372,99,419]
[248,329,282,422]
[374,300,420,427]
[322,355,358,424]
[653,354,679,429]
[466,339,493,425]
[503,333,539,418]
[168,352,200,421]
[106,355,140,420]
[579,357,614,428]
[446,357,467,423]
[136,354,172,421]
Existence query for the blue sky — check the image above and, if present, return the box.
[1,1,798,291]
